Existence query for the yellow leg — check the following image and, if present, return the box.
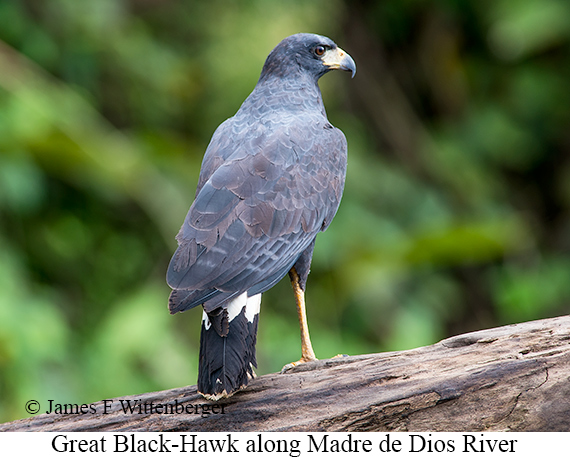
[282,267,317,372]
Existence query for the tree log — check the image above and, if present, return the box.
[2,315,569,432]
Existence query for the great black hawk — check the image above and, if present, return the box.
[167,33,356,400]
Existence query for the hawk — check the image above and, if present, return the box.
[167,33,355,400]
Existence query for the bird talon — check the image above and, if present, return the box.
[280,355,318,373]
[280,363,295,374]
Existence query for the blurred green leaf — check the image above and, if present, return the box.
[488,0,570,60]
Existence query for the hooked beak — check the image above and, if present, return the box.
[322,46,356,78]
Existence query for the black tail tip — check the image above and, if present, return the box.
[197,375,253,401]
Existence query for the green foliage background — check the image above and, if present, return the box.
[1,0,569,422]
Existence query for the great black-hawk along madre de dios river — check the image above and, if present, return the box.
[166,33,356,400]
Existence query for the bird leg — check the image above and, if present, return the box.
[281,267,317,372]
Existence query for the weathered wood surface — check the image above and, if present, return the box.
[2,315,569,432]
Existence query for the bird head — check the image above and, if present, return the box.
[259,33,356,82]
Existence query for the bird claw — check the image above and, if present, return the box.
[280,363,296,374]
[280,356,318,374]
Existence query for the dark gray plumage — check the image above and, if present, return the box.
[167,33,355,400]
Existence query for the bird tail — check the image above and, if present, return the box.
[197,293,261,400]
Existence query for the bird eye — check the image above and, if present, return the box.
[314,45,326,56]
